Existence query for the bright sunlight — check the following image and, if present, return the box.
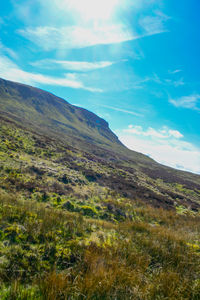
[63,0,120,21]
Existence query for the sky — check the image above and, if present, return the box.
[0,0,200,174]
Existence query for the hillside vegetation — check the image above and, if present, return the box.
[0,78,200,299]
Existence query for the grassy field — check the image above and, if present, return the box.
[0,191,199,299]
[0,117,199,299]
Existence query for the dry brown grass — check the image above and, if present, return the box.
[0,192,200,299]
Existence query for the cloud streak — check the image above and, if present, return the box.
[169,69,182,74]
[31,59,116,72]
[0,54,102,92]
[100,105,143,117]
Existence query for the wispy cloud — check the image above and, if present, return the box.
[0,41,18,59]
[165,77,185,87]
[117,125,200,174]
[169,94,200,110]
[100,105,143,117]
[31,59,116,72]
[18,24,134,51]
[139,11,170,36]
[143,72,185,89]
[0,54,102,92]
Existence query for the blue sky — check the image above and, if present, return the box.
[0,0,200,174]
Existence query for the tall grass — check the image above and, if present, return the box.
[0,192,199,299]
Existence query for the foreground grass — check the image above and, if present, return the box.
[0,118,200,299]
[0,192,199,299]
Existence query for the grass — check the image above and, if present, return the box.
[0,191,199,299]
[0,116,200,299]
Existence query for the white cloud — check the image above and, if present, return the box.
[31,59,115,71]
[169,94,200,110]
[168,129,183,139]
[125,125,183,139]
[18,24,134,51]
[0,54,101,92]
[117,125,200,174]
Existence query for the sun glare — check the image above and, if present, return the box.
[65,0,120,21]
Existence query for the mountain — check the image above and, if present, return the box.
[0,77,200,211]
[0,77,200,299]
[0,78,121,149]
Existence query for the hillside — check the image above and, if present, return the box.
[0,78,200,210]
[0,78,200,299]
[0,78,123,150]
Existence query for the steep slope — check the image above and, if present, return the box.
[0,78,122,147]
[0,78,154,165]
[0,77,200,210]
